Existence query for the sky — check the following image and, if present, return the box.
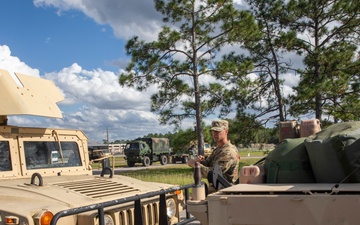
[0,0,298,143]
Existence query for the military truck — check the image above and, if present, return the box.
[186,121,360,225]
[171,147,196,164]
[185,141,213,157]
[0,69,186,225]
[124,138,170,167]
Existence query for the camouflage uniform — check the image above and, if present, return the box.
[200,140,239,184]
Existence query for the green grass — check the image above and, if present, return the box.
[118,165,194,186]
[112,157,263,186]
[239,151,269,157]
[93,152,266,168]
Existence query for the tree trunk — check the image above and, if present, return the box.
[194,74,204,156]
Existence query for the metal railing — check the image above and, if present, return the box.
[50,183,205,225]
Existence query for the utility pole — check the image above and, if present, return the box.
[106,128,109,144]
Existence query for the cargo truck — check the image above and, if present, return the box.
[124,137,171,167]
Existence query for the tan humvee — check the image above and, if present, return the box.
[0,69,183,225]
[203,142,213,157]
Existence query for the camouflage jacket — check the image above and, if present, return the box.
[200,141,239,184]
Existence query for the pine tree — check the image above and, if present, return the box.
[119,0,258,155]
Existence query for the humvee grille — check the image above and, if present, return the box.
[55,178,140,198]
[117,202,160,225]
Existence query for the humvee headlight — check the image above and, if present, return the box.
[166,198,177,218]
[40,211,53,225]
[33,210,53,225]
[5,216,19,225]
[96,214,114,225]
[104,214,114,225]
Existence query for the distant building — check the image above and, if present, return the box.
[108,143,125,155]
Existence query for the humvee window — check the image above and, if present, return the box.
[24,141,81,169]
[0,141,12,171]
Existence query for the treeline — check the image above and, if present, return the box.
[107,117,279,152]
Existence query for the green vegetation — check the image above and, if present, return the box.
[115,157,261,186]
[117,0,360,153]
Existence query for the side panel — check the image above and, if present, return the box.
[207,194,360,225]
[149,138,169,154]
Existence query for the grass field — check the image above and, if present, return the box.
[101,156,263,186]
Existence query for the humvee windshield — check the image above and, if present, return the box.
[24,141,82,169]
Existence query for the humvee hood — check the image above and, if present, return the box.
[0,174,174,210]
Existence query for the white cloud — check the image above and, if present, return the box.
[0,45,40,77]
[33,0,163,41]
[43,63,154,111]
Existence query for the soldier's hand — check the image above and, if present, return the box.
[187,159,196,168]
[196,155,205,162]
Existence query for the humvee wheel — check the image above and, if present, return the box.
[160,155,168,165]
[127,161,135,167]
[142,156,151,167]
[182,156,189,164]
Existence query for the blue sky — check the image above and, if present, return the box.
[0,0,124,73]
[0,0,298,142]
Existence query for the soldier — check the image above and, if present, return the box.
[188,119,240,187]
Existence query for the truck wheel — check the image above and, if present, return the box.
[142,156,151,167]
[127,161,135,167]
[160,155,168,165]
[182,156,189,164]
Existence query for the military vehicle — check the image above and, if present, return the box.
[188,141,213,157]
[203,142,213,157]
[88,142,112,160]
[0,69,187,225]
[170,141,212,164]
[171,147,196,164]
[186,120,360,225]
[124,138,171,167]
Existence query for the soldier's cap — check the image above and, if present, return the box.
[210,119,229,131]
